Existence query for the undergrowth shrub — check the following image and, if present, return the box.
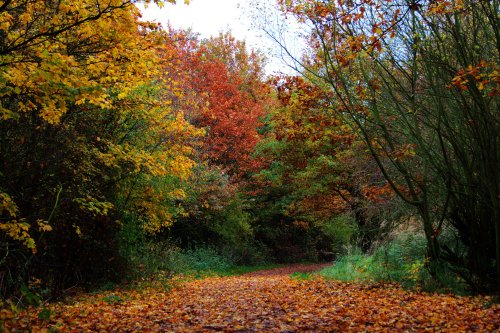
[117,214,173,278]
[118,215,237,279]
[167,247,234,274]
[320,233,467,293]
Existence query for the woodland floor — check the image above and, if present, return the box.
[4,264,500,332]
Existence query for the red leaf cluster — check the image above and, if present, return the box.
[173,32,271,181]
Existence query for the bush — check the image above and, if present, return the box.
[167,247,235,275]
[320,233,467,293]
[118,215,240,279]
[117,214,174,278]
[320,247,374,282]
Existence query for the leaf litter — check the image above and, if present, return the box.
[4,264,499,332]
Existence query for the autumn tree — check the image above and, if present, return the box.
[267,0,499,291]
[0,0,198,298]
[144,29,275,262]
[254,75,399,259]
[177,32,270,181]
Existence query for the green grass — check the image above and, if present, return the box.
[319,254,376,283]
[318,234,468,294]
[217,264,282,276]
[166,264,283,280]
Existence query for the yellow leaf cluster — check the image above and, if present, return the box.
[0,192,37,250]
[0,221,35,250]
[0,1,164,123]
[37,219,53,232]
[74,196,114,217]
[0,192,18,218]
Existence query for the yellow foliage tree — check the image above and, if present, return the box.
[0,0,199,247]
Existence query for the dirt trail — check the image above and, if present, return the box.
[5,264,499,332]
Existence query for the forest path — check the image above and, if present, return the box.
[6,264,499,332]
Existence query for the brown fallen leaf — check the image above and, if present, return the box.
[3,264,500,332]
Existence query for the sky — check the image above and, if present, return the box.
[138,0,302,74]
